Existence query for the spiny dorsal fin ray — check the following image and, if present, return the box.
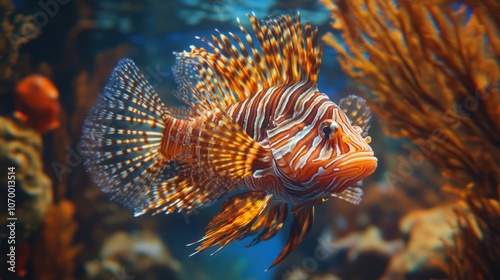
[339,95,372,137]
[173,12,323,112]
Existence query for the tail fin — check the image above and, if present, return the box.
[80,58,172,213]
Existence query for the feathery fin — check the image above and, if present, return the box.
[245,202,288,247]
[140,105,273,216]
[189,192,273,254]
[82,58,272,217]
[268,205,314,269]
[81,58,171,213]
[339,95,372,137]
[179,107,272,180]
[173,12,323,113]
[331,186,364,205]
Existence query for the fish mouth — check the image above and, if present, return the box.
[335,151,378,181]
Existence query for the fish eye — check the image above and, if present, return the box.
[320,120,338,140]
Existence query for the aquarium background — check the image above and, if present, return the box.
[0,0,499,279]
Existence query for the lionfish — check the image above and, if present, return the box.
[81,13,377,268]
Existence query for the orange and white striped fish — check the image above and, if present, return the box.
[81,13,377,268]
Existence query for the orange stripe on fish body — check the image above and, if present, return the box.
[81,12,377,269]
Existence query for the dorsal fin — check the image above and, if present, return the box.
[172,12,323,112]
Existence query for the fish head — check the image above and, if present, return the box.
[267,96,377,197]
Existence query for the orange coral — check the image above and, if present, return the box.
[14,74,61,134]
[33,199,82,280]
[320,0,499,278]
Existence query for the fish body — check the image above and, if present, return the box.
[81,13,377,268]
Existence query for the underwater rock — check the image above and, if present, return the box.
[383,202,475,279]
[0,116,52,244]
[85,230,181,280]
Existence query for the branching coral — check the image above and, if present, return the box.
[0,0,40,95]
[320,0,499,278]
[0,116,52,243]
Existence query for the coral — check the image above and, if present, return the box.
[329,226,403,280]
[14,74,61,134]
[0,116,52,243]
[0,0,40,95]
[85,230,181,280]
[280,226,403,280]
[320,0,500,278]
[33,199,82,280]
[383,202,474,279]
[321,0,499,189]
[330,226,403,262]
[439,192,500,279]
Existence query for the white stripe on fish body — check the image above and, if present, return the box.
[294,135,323,171]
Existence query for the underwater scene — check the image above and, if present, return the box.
[0,0,499,279]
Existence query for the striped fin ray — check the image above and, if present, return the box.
[339,95,372,137]
[245,202,288,247]
[134,105,273,215]
[178,107,272,180]
[172,12,323,113]
[137,162,238,216]
[188,192,273,255]
[268,205,314,269]
[81,58,171,212]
